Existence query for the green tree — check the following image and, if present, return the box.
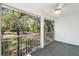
[2,7,40,33]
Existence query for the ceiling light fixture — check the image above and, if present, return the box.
[54,9,61,14]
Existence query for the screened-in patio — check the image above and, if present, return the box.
[0,3,54,56]
[0,3,79,56]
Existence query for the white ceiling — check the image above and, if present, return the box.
[4,3,79,20]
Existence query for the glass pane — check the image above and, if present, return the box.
[1,5,40,56]
[1,38,17,56]
[44,20,54,45]
[18,16,40,55]
[1,7,17,38]
[1,6,18,56]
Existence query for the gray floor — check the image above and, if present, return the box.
[31,41,79,56]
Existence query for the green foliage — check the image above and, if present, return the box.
[28,19,40,33]
[1,7,40,56]
[2,7,40,33]
[45,20,54,32]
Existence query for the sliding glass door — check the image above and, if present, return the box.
[44,19,54,45]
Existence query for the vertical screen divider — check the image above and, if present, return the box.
[0,3,2,56]
[40,16,44,48]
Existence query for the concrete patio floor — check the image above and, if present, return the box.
[31,41,79,56]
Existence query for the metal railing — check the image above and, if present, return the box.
[1,34,40,56]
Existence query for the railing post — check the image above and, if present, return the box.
[0,4,1,56]
[40,16,44,48]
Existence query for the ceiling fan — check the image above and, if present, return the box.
[54,3,64,14]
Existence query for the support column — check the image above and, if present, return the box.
[0,3,2,56]
[40,16,44,48]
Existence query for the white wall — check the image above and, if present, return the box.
[55,11,79,46]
